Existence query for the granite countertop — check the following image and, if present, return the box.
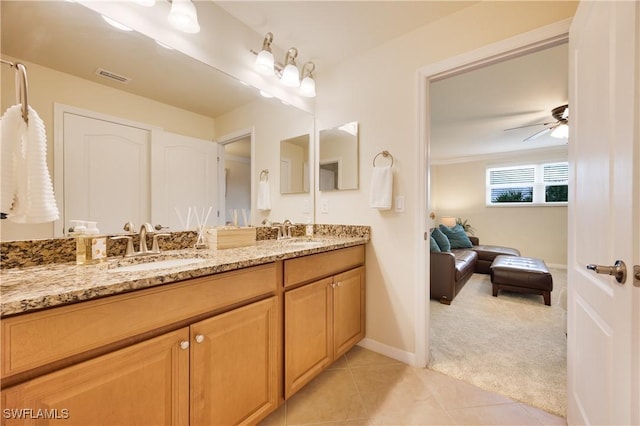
[0,236,368,318]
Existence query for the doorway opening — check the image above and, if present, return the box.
[217,131,252,226]
[416,20,572,415]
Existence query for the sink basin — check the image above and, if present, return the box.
[284,239,325,249]
[110,258,206,273]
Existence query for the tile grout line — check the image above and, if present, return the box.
[344,354,373,423]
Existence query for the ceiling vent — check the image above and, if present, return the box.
[95,68,131,84]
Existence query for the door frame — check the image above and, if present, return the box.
[53,103,161,237]
[215,127,255,226]
[415,19,572,367]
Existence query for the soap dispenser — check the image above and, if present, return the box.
[73,220,107,265]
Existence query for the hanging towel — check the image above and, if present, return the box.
[369,165,393,210]
[0,104,59,223]
[257,180,271,211]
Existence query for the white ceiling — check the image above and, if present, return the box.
[2,1,569,161]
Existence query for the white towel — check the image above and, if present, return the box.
[0,104,59,223]
[369,165,393,210]
[257,180,271,211]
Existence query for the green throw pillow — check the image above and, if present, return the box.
[439,224,473,249]
[429,236,441,252]
[431,228,451,252]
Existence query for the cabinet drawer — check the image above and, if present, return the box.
[284,245,365,288]
[1,263,277,380]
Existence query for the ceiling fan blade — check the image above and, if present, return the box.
[523,126,554,142]
[504,121,556,131]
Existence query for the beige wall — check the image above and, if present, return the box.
[315,1,577,359]
[432,149,568,266]
[0,56,215,241]
[214,98,314,225]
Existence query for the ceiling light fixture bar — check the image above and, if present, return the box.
[250,32,316,98]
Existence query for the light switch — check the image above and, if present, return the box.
[321,198,329,214]
[303,199,310,214]
[395,195,405,213]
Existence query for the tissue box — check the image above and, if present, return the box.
[205,226,256,249]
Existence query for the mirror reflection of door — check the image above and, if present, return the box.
[220,137,251,226]
[63,112,151,236]
[319,161,339,191]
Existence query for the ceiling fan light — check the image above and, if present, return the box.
[255,50,274,75]
[551,123,569,139]
[300,76,316,97]
[168,0,200,34]
[280,64,300,87]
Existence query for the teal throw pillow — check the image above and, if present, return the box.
[431,228,451,252]
[439,224,473,249]
[429,236,441,252]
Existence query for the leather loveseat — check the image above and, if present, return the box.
[430,236,520,304]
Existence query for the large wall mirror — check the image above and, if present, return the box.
[280,134,310,194]
[318,122,359,191]
[0,1,314,241]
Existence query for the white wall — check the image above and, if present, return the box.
[432,148,568,266]
[314,1,578,361]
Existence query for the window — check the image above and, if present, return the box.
[486,162,568,205]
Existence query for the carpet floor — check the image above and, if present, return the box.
[428,268,567,417]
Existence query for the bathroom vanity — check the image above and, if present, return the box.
[0,235,367,425]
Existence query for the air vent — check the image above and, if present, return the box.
[95,68,131,84]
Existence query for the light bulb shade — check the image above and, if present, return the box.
[300,76,316,97]
[255,50,274,75]
[550,123,569,139]
[168,0,200,34]
[281,64,300,87]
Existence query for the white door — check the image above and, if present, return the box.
[63,113,150,235]
[567,2,639,425]
[151,131,218,232]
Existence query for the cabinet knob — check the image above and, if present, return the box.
[180,340,190,350]
[195,334,205,344]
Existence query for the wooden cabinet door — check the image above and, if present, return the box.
[333,267,365,359]
[190,297,278,426]
[284,277,333,398]
[0,328,189,426]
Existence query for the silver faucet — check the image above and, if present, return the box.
[139,223,154,253]
[282,219,294,239]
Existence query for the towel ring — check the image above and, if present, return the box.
[260,169,269,181]
[373,150,394,167]
[1,60,28,124]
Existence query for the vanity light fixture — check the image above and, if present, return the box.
[299,62,316,98]
[168,0,200,34]
[251,32,317,98]
[133,0,156,6]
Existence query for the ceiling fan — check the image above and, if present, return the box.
[505,104,569,142]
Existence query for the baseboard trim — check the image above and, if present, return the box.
[357,338,417,366]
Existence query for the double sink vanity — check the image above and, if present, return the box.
[0,227,368,425]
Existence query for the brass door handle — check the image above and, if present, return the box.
[587,260,627,284]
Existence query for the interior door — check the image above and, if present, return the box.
[151,131,218,232]
[567,2,639,425]
[63,113,150,235]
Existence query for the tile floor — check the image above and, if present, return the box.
[260,346,567,426]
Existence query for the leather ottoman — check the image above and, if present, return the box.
[473,245,521,274]
[490,255,553,305]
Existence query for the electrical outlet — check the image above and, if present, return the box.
[303,199,310,214]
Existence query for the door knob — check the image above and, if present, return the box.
[634,265,640,288]
[586,260,627,284]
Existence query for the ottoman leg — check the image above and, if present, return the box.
[492,284,499,297]
[543,291,551,306]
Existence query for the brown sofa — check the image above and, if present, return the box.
[430,236,520,304]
